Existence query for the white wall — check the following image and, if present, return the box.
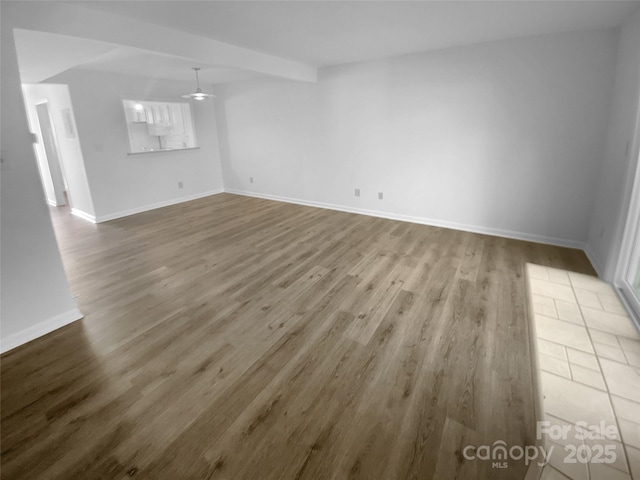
[586,9,640,279]
[1,21,82,352]
[46,69,224,221]
[22,83,96,217]
[216,29,618,247]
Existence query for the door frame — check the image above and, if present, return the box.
[34,99,69,207]
[613,103,640,329]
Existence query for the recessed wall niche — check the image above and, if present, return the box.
[123,99,198,154]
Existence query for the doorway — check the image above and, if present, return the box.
[615,145,640,328]
[34,101,68,207]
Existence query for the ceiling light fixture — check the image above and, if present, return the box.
[182,67,214,101]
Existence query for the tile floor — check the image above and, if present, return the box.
[526,264,640,480]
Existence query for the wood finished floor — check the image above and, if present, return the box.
[1,193,596,480]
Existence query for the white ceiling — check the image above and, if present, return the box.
[14,29,262,84]
[74,0,640,66]
[16,1,640,85]
[14,29,115,84]
[70,47,261,84]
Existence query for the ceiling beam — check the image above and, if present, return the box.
[2,1,317,83]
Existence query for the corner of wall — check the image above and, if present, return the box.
[2,15,84,356]
[0,308,84,354]
[583,244,605,279]
[94,188,224,223]
[70,208,97,223]
[583,7,640,282]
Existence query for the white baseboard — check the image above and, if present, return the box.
[95,189,224,223]
[1,308,84,354]
[48,199,69,207]
[71,208,97,223]
[224,188,586,250]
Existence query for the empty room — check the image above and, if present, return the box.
[2,1,640,479]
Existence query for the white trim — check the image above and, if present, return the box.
[48,199,70,208]
[610,104,640,323]
[35,99,69,211]
[1,308,84,353]
[95,189,224,223]
[615,284,640,334]
[609,81,640,281]
[71,208,97,223]
[127,147,200,156]
[224,188,586,250]
[613,147,640,282]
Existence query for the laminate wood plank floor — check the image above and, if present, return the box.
[1,193,596,480]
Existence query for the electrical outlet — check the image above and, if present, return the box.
[378,192,384,200]
[178,181,184,189]
[250,177,254,184]
[355,188,360,197]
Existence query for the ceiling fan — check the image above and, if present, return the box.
[182,67,215,101]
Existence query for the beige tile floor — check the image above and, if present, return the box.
[526,264,640,480]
